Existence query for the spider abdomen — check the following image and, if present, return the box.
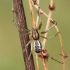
[34,40,42,53]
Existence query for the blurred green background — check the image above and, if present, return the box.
[0,0,70,70]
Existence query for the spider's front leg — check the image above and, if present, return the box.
[41,23,56,34]
[37,20,42,30]
[37,7,42,30]
[40,32,60,39]
[40,21,59,39]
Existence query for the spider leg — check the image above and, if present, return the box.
[48,32,59,39]
[37,6,42,30]
[23,27,30,32]
[37,21,42,30]
[19,26,32,35]
[49,56,63,64]
[12,1,18,28]
[37,16,42,30]
[40,32,59,39]
[28,42,33,61]
[23,40,31,52]
[46,52,63,64]
[40,35,48,39]
[28,51,32,61]
[41,24,55,34]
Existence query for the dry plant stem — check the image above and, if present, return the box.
[13,0,35,70]
[33,4,52,20]
[28,0,36,28]
[50,0,53,7]
[55,26,65,70]
[43,11,52,49]
[33,4,65,70]
[35,0,40,70]
[42,1,53,69]
[28,0,40,70]
[43,0,53,50]
[36,53,39,70]
[33,2,66,70]
[29,1,48,70]
[42,59,48,70]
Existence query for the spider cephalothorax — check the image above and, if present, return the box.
[22,20,59,61]
[32,28,40,40]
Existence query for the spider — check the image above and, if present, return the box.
[12,0,58,57]
[12,7,60,62]
[22,20,59,60]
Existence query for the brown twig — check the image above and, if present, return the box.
[12,0,35,70]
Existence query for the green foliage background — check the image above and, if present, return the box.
[0,0,70,70]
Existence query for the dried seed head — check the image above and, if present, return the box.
[49,5,55,10]
[32,0,37,5]
[50,20,57,25]
[37,7,43,16]
[60,54,68,59]
[38,49,49,59]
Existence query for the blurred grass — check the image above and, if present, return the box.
[0,0,70,70]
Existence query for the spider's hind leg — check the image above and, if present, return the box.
[23,40,31,53]
[46,52,63,64]
[22,39,33,61]
[28,42,33,61]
